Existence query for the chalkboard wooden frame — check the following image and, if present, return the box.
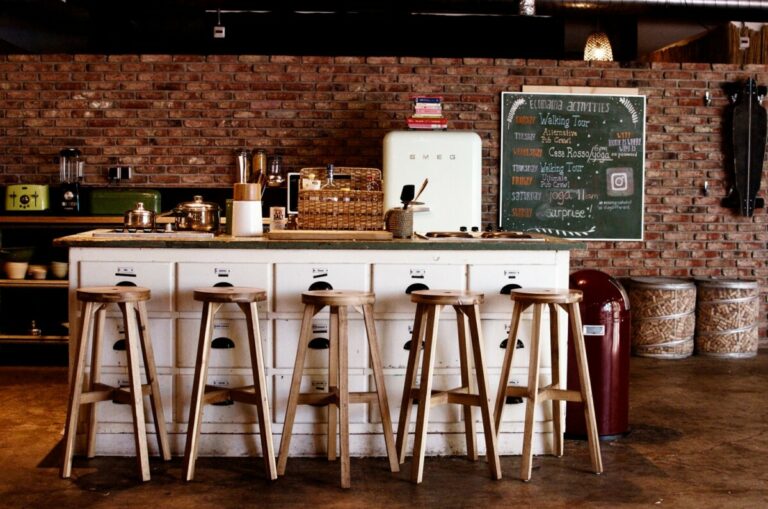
[499,91,646,241]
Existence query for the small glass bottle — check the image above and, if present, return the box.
[267,154,284,187]
[365,173,381,191]
[251,149,267,184]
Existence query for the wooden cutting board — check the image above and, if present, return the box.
[267,230,393,241]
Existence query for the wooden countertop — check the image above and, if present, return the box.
[54,229,584,251]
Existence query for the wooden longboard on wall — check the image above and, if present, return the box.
[729,78,767,217]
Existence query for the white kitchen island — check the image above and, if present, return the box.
[55,232,580,459]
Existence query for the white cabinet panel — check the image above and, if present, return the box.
[274,318,367,369]
[468,264,558,313]
[273,374,367,424]
[95,373,173,424]
[369,374,462,424]
[176,374,272,424]
[176,262,270,313]
[482,318,551,369]
[79,261,174,311]
[375,319,460,369]
[372,264,465,313]
[177,317,270,369]
[274,263,368,312]
[88,317,173,368]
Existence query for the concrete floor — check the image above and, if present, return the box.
[1,352,767,508]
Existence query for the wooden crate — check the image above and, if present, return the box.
[298,167,384,231]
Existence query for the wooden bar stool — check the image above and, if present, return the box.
[182,287,276,481]
[494,288,603,481]
[396,289,501,484]
[277,290,399,489]
[61,286,171,481]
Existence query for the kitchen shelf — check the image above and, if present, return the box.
[0,216,123,226]
[0,334,68,343]
[0,279,68,289]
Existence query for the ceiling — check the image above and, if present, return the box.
[2,1,768,61]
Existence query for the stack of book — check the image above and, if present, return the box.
[407,96,447,130]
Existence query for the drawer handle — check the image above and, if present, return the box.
[500,283,522,295]
[403,340,425,351]
[112,339,126,351]
[212,399,234,407]
[115,281,137,287]
[499,338,525,350]
[211,337,235,349]
[308,281,333,291]
[213,282,234,288]
[309,337,329,350]
[405,283,429,294]
[506,396,524,405]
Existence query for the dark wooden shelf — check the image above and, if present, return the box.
[0,279,68,288]
[0,334,68,343]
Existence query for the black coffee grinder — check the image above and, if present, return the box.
[59,148,83,212]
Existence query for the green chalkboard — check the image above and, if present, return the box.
[500,92,646,240]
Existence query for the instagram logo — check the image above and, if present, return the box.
[606,167,633,196]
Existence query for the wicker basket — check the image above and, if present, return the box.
[298,167,384,230]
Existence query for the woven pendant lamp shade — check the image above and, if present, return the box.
[584,32,614,61]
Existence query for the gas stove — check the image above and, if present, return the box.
[91,228,215,239]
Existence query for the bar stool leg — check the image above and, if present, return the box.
[520,302,544,482]
[455,305,477,461]
[61,301,97,479]
[396,302,426,463]
[362,303,399,473]
[239,301,277,480]
[120,301,151,482]
[465,304,501,480]
[277,303,318,475]
[327,306,339,462]
[548,303,564,457]
[182,300,220,481]
[494,301,527,435]
[86,304,106,458]
[411,304,441,484]
[336,305,351,489]
[566,302,603,474]
[136,301,171,461]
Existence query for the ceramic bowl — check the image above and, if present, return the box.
[50,261,68,279]
[27,264,47,280]
[4,261,29,279]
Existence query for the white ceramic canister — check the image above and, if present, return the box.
[232,200,263,237]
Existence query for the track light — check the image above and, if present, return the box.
[213,9,225,39]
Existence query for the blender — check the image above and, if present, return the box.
[59,148,83,212]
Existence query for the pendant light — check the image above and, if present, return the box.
[584,31,614,62]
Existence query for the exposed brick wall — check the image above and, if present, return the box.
[1,54,766,346]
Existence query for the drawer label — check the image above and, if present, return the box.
[503,270,519,279]
[115,266,136,277]
[409,268,426,279]
[214,268,231,277]
[312,268,329,278]
[312,323,329,334]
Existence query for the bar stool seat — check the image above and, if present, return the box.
[396,289,501,484]
[182,286,276,481]
[494,288,603,481]
[277,290,399,489]
[61,286,171,481]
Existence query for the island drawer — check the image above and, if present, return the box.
[273,263,369,313]
[176,262,271,313]
[468,264,559,313]
[371,264,465,313]
[176,317,270,369]
[78,261,174,312]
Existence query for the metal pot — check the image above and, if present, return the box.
[124,202,156,231]
[172,195,220,232]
